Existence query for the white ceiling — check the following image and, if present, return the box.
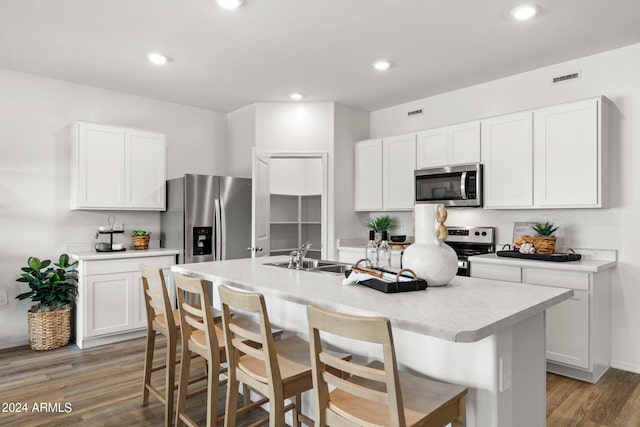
[1,0,640,113]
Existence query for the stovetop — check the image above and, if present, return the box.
[446,226,495,258]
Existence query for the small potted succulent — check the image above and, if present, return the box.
[532,222,558,255]
[15,254,78,351]
[132,229,151,250]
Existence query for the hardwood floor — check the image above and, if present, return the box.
[2,336,640,426]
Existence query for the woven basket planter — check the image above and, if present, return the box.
[27,307,71,351]
[132,235,150,250]
[533,236,556,255]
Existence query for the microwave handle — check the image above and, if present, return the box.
[460,172,467,199]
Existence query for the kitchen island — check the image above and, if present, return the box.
[172,256,573,427]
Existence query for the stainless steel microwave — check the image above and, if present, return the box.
[415,163,483,207]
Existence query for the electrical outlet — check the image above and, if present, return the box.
[0,289,8,306]
[499,353,512,392]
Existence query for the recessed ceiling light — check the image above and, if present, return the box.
[217,0,243,10]
[372,59,392,71]
[290,93,304,101]
[511,4,538,20]
[147,52,170,65]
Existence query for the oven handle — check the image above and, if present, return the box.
[460,172,467,199]
[458,260,468,269]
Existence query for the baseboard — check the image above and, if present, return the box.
[0,339,29,350]
[611,359,640,374]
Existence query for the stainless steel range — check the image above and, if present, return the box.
[445,226,495,276]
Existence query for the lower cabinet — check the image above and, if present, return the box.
[75,254,176,349]
[471,262,610,383]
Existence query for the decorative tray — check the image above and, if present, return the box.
[496,250,581,262]
[345,260,428,293]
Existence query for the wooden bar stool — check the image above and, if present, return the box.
[307,305,468,427]
[219,285,350,427]
[139,263,180,427]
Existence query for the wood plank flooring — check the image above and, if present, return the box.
[2,336,640,426]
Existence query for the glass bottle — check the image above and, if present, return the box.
[365,230,378,267]
[377,230,392,269]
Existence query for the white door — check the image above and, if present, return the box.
[481,112,533,208]
[546,291,591,369]
[354,139,383,210]
[383,133,416,210]
[125,130,166,210]
[449,121,480,165]
[416,127,448,169]
[534,98,599,207]
[85,273,133,337]
[252,152,270,258]
[77,123,125,208]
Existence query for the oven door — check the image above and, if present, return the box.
[415,164,482,207]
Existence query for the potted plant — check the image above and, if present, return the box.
[367,215,393,243]
[532,222,559,255]
[132,229,151,250]
[15,254,78,351]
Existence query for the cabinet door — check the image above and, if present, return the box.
[416,127,448,169]
[546,291,590,369]
[77,123,125,208]
[354,139,383,211]
[383,134,416,210]
[534,99,599,207]
[85,273,133,337]
[449,121,480,165]
[481,112,533,208]
[125,130,166,210]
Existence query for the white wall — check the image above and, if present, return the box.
[0,68,227,348]
[369,43,640,373]
[226,104,255,178]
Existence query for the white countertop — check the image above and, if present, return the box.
[172,255,572,343]
[69,248,180,261]
[469,249,617,272]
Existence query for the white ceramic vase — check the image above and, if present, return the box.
[402,204,458,286]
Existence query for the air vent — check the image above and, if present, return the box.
[552,71,581,85]
[407,108,423,117]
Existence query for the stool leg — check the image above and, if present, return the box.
[142,330,156,406]
[164,335,176,427]
[242,383,250,408]
[224,375,239,427]
[270,392,285,427]
[291,394,302,427]
[452,397,466,427]
[206,360,219,427]
[175,345,192,427]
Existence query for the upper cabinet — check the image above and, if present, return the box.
[416,121,480,169]
[481,112,533,208]
[354,134,416,211]
[70,122,166,211]
[533,98,605,208]
[482,97,608,209]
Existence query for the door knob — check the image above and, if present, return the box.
[247,247,264,252]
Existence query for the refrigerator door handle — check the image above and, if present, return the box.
[214,198,222,261]
[219,198,227,260]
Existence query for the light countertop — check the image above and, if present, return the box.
[469,249,617,273]
[69,248,180,261]
[172,255,572,343]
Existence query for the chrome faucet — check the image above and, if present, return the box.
[288,241,312,269]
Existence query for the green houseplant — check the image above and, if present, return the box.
[132,229,151,250]
[532,222,558,255]
[15,254,78,351]
[367,215,393,232]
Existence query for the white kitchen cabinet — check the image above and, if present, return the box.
[470,260,610,383]
[382,133,416,210]
[70,121,166,211]
[73,252,177,349]
[481,112,533,208]
[354,139,383,210]
[533,98,606,208]
[416,121,480,169]
[355,134,415,211]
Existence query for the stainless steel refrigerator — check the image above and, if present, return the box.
[161,174,252,264]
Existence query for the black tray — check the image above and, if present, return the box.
[345,265,428,293]
[496,250,581,262]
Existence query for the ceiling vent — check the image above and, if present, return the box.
[552,71,581,85]
[407,108,423,118]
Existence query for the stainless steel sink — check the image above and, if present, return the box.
[264,259,351,275]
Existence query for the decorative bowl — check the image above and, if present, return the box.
[390,235,406,242]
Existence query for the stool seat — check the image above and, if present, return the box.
[153,309,181,331]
